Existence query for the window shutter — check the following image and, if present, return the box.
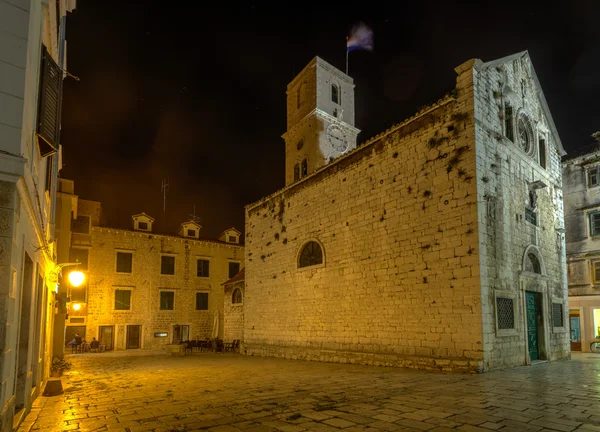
[37,45,62,158]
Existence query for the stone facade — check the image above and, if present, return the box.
[223,269,244,343]
[284,57,360,186]
[243,52,570,373]
[59,186,244,351]
[0,1,76,430]
[563,149,600,352]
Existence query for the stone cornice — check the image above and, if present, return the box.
[93,226,244,249]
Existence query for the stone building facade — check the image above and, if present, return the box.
[243,52,569,372]
[563,148,600,352]
[223,268,244,342]
[0,1,76,430]
[58,180,244,350]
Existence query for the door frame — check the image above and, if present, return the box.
[98,325,115,351]
[126,324,142,349]
[521,279,550,364]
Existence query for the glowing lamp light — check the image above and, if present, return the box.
[68,270,85,287]
[72,303,81,311]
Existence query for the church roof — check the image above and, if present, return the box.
[222,267,245,286]
[481,50,566,157]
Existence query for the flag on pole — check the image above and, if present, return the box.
[346,22,374,52]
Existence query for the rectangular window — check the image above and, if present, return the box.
[590,212,600,237]
[228,235,236,243]
[594,261,600,283]
[525,207,537,226]
[69,284,87,303]
[496,297,515,330]
[161,256,175,275]
[116,252,133,273]
[138,221,148,230]
[187,229,196,237]
[195,292,209,310]
[72,215,91,234]
[197,259,210,277]
[588,166,600,187]
[160,291,174,310]
[69,248,89,270]
[229,262,240,278]
[539,139,547,169]
[504,103,514,142]
[552,303,564,327]
[114,290,131,310]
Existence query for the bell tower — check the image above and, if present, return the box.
[283,57,360,186]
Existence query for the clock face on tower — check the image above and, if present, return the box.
[327,125,348,153]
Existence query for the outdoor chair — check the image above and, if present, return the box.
[184,340,194,353]
[197,340,208,352]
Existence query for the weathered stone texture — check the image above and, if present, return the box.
[473,55,569,369]
[243,52,570,372]
[83,227,244,349]
[223,280,244,342]
[245,66,483,372]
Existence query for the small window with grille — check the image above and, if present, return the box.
[496,297,515,330]
[552,303,564,328]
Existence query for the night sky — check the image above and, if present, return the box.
[60,2,600,239]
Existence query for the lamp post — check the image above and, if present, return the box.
[47,262,86,359]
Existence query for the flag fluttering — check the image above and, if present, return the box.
[346,22,374,52]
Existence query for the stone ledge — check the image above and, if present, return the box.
[244,343,484,373]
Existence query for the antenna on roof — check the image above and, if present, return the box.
[189,205,203,225]
[161,177,169,220]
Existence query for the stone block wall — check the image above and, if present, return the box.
[223,281,244,342]
[81,228,244,350]
[472,54,570,369]
[245,67,484,372]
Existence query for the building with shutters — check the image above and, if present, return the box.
[0,1,77,430]
[563,146,600,352]
[56,179,244,351]
[243,53,570,372]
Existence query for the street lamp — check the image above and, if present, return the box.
[46,262,85,288]
[68,270,85,287]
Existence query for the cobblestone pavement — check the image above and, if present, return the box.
[18,351,600,432]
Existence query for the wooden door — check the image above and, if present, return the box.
[126,325,141,349]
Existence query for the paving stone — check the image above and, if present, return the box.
[15,351,600,432]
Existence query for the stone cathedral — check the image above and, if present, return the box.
[243,52,570,372]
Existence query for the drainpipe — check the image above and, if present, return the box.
[49,13,67,244]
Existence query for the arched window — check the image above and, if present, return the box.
[298,241,323,268]
[301,158,308,177]
[297,82,306,108]
[331,84,340,104]
[293,163,300,181]
[526,253,541,274]
[232,288,243,304]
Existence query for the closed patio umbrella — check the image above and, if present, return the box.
[212,309,219,339]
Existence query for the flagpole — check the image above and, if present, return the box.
[345,37,349,75]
